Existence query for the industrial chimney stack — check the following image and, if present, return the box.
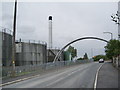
[48,16,52,49]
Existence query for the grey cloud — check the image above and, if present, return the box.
[18,25,35,33]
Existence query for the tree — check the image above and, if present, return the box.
[83,53,88,59]
[105,39,120,59]
[67,46,77,58]
[93,55,107,61]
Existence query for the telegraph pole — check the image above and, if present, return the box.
[12,0,17,77]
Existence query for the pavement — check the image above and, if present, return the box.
[97,62,119,89]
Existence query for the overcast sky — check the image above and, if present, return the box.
[1,1,118,58]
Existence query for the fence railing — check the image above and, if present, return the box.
[0,26,12,35]
[2,60,92,78]
[16,39,47,45]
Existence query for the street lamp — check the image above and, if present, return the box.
[103,32,113,40]
[111,11,120,25]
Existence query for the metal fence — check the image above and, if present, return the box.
[0,26,12,35]
[16,39,47,45]
[2,60,92,78]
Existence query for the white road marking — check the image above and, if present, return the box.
[94,63,104,90]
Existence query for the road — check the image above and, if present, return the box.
[2,62,103,88]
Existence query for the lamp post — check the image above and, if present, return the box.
[103,32,113,40]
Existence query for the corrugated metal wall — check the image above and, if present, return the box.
[16,41,47,66]
[2,31,12,66]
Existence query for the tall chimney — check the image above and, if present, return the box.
[48,16,52,49]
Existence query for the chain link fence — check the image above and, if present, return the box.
[2,60,92,78]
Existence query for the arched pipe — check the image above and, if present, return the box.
[53,37,109,63]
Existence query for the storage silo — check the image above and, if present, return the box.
[15,39,47,66]
[64,51,72,61]
[0,28,12,66]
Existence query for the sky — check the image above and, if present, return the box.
[0,1,119,58]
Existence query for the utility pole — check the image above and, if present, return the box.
[12,0,17,77]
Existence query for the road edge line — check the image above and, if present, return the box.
[94,63,105,90]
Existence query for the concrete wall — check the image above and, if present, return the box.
[16,41,47,66]
[113,56,120,69]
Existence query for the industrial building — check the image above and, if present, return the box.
[15,39,47,66]
[0,28,47,66]
[0,30,47,66]
[0,29,13,66]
